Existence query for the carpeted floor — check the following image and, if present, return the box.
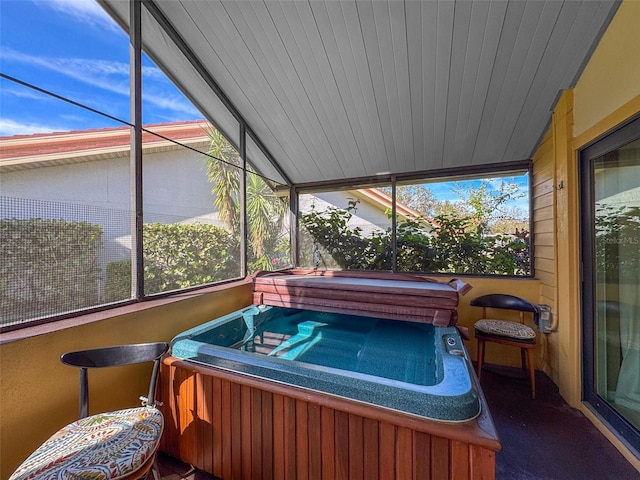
[479,365,639,480]
[157,366,640,479]
[157,452,217,480]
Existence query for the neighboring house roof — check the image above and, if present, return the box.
[0,120,211,171]
[353,188,424,221]
[0,120,422,220]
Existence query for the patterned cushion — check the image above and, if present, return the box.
[475,319,536,341]
[10,406,163,480]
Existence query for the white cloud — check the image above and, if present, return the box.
[36,0,120,32]
[142,65,170,82]
[1,48,130,96]
[59,113,100,124]
[144,92,201,117]
[0,84,50,101]
[3,47,198,118]
[0,119,66,137]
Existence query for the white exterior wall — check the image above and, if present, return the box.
[142,148,221,224]
[2,157,131,212]
[1,145,391,272]
[299,191,392,236]
[1,146,222,263]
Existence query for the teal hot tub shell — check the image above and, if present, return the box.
[170,305,480,422]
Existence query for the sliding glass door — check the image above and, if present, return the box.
[582,117,640,452]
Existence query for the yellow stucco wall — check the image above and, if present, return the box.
[529,0,640,469]
[0,283,252,479]
[573,0,640,139]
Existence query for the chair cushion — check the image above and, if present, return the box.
[475,319,536,341]
[10,406,163,480]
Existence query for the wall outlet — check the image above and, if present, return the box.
[538,304,553,333]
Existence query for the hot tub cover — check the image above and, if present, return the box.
[252,270,471,327]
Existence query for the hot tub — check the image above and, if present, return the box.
[170,305,480,422]
[160,272,500,479]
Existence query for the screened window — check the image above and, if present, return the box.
[395,172,531,276]
[297,170,531,276]
[0,1,290,330]
[246,172,291,272]
[1,0,133,328]
[298,186,393,270]
[139,22,244,294]
[138,126,243,296]
[246,135,292,272]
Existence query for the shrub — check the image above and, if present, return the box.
[105,259,131,303]
[142,222,240,294]
[0,218,102,325]
[299,206,530,276]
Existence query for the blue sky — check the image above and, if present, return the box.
[0,0,201,136]
[410,175,530,217]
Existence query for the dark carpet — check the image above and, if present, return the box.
[479,365,639,480]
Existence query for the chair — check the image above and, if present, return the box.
[470,294,540,398]
[10,342,170,480]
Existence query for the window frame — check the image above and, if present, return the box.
[0,0,290,332]
[580,114,640,453]
[295,160,534,278]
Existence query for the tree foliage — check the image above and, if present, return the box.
[393,185,441,217]
[204,128,290,272]
[204,127,241,236]
[391,179,528,233]
[299,186,531,276]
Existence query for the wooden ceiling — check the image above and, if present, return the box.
[102,0,620,186]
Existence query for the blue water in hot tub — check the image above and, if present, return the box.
[238,309,438,386]
[172,305,480,422]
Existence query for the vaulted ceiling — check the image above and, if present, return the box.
[102,0,620,186]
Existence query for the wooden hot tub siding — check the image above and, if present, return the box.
[159,358,499,480]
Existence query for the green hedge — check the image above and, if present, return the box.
[105,259,131,304]
[143,222,240,294]
[0,218,103,324]
[105,222,242,298]
[1,219,245,325]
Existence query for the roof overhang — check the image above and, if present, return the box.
[0,121,210,171]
